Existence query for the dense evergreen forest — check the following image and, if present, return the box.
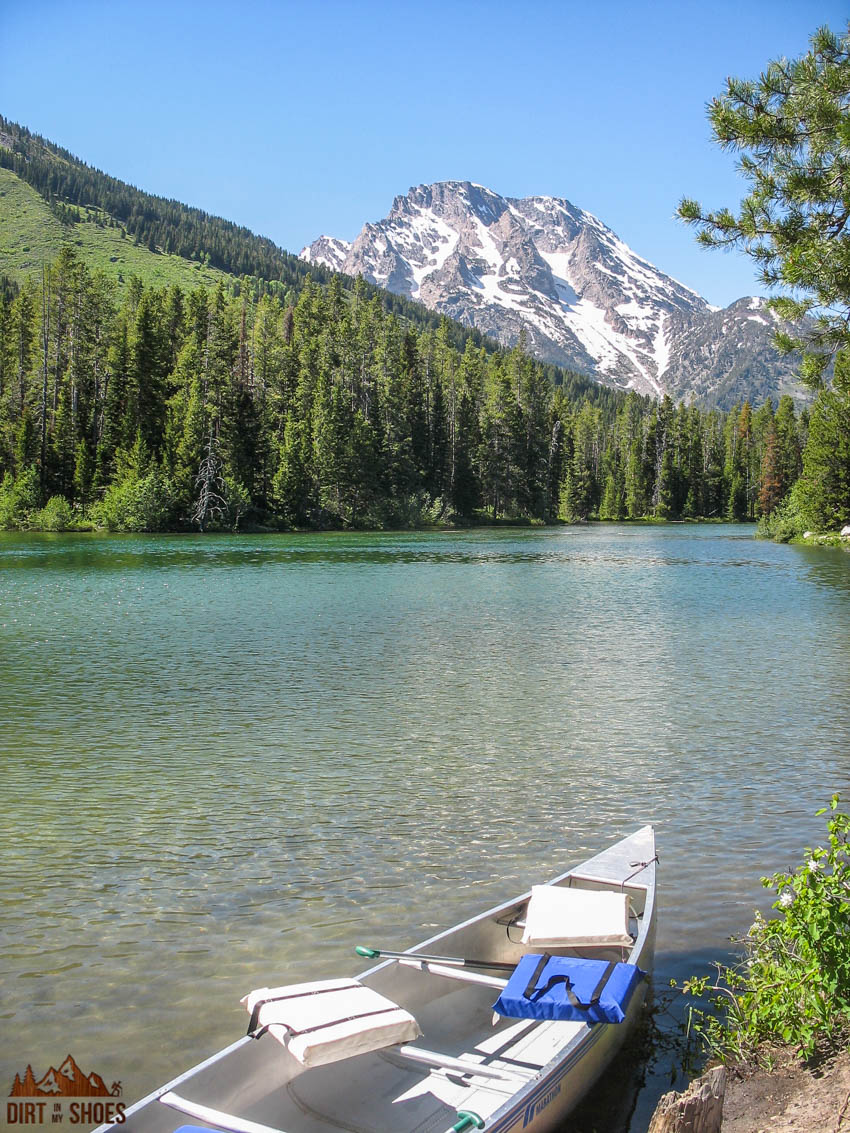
[1,111,846,537]
[0,247,819,534]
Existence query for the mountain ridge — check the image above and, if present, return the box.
[0,117,506,363]
[301,180,806,409]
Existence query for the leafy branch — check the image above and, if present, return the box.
[677,796,850,1065]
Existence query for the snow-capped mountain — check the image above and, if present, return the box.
[300,181,805,408]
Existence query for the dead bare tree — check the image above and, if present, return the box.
[192,430,227,532]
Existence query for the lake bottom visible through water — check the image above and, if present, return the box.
[1,524,849,1132]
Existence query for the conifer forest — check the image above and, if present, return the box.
[0,247,828,535]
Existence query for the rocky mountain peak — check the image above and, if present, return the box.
[300,181,806,408]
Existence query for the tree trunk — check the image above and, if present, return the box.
[647,1066,726,1133]
[40,266,50,490]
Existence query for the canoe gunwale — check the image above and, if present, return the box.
[478,830,657,1133]
[92,826,656,1133]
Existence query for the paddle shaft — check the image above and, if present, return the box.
[356,946,515,972]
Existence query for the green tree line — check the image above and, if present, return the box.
[0,247,832,534]
[0,114,522,358]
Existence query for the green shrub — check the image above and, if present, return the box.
[0,467,41,529]
[756,484,807,543]
[31,495,74,531]
[682,797,850,1063]
[90,468,176,532]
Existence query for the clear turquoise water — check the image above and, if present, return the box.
[1,525,849,1129]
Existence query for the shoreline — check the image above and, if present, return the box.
[654,1048,850,1132]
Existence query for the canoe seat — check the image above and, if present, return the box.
[162,1092,286,1133]
[519,885,633,948]
[241,978,421,1068]
[240,978,522,1086]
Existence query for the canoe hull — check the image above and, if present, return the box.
[94,826,656,1133]
[478,976,648,1133]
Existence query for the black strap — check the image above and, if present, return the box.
[588,960,618,1004]
[522,957,618,1011]
[246,982,361,1038]
[251,1004,401,1042]
[522,953,551,998]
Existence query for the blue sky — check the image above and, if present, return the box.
[1,0,846,307]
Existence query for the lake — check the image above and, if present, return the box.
[1,524,849,1131]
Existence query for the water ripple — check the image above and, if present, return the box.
[1,524,849,1119]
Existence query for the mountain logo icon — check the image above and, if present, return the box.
[9,1055,119,1098]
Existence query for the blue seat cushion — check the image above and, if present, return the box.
[492,953,645,1025]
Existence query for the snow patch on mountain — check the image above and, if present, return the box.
[301,181,807,408]
[299,235,350,273]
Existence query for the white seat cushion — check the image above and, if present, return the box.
[521,885,632,947]
[241,978,421,1068]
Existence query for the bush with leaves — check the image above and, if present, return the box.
[756,483,807,542]
[90,469,176,532]
[682,797,850,1064]
[31,495,75,531]
[0,467,41,529]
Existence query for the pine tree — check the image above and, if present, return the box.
[653,395,677,518]
[682,405,705,517]
[273,410,312,527]
[170,366,209,509]
[479,355,520,518]
[374,317,418,517]
[619,393,648,518]
[127,290,167,456]
[510,338,551,518]
[94,310,130,489]
[312,372,349,523]
[450,341,485,517]
[724,404,747,520]
[679,25,850,392]
[796,391,850,529]
[701,411,727,518]
[561,403,602,520]
[759,419,784,516]
[679,24,850,530]
[774,395,803,497]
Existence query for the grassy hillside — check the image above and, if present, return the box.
[0,117,502,354]
[0,166,230,293]
[0,115,611,405]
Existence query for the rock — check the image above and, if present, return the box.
[804,532,814,539]
[647,1066,727,1133]
[840,525,850,537]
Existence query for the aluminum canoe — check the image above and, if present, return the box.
[94,825,656,1133]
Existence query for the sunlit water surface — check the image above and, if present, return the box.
[1,526,849,1131]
